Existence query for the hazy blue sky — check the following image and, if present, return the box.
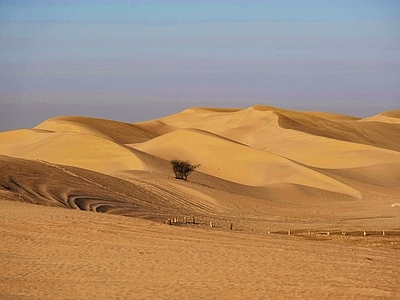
[1,1,399,130]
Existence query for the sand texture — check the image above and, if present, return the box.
[1,105,399,299]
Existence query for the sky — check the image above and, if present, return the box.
[1,0,399,131]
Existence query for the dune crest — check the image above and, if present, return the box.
[35,116,175,144]
[359,110,400,124]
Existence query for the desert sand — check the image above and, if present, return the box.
[0,105,399,299]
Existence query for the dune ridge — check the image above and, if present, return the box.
[360,110,400,124]
[35,116,175,144]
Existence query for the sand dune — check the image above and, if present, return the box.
[0,155,223,220]
[359,110,400,124]
[1,104,399,205]
[35,116,175,144]
[1,105,400,299]
[0,128,146,175]
[133,128,361,196]
[258,128,400,169]
[156,106,400,152]
[1,104,399,206]
[153,107,400,169]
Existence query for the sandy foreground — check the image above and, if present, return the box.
[1,200,399,300]
[1,105,400,299]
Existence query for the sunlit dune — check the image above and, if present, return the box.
[0,129,144,175]
[153,105,400,152]
[359,110,400,124]
[258,128,400,169]
[133,128,360,196]
[1,105,400,299]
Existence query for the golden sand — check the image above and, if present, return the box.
[1,105,399,299]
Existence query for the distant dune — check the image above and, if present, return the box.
[359,110,400,124]
[1,105,399,299]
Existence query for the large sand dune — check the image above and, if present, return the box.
[1,105,399,299]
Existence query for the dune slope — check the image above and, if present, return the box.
[0,155,224,220]
[134,128,360,196]
[0,128,145,175]
[35,116,175,144]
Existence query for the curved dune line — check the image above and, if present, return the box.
[34,116,173,144]
[3,175,67,209]
[132,180,217,214]
[359,111,400,124]
[256,128,400,169]
[67,195,142,213]
[1,156,231,221]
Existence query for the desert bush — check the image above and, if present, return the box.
[170,159,200,180]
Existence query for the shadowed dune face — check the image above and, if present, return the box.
[158,106,400,152]
[0,155,224,221]
[35,116,176,144]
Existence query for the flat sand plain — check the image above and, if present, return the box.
[0,105,399,299]
[1,200,399,300]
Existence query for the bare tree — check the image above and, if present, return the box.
[170,159,200,180]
